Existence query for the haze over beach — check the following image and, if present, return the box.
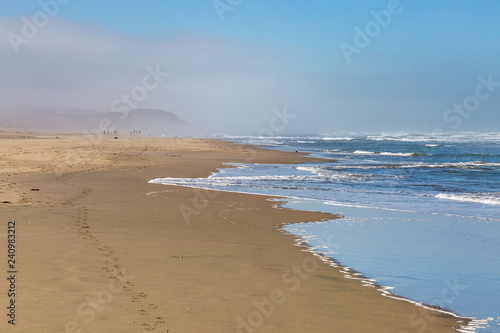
[1,1,499,332]
[1,1,499,134]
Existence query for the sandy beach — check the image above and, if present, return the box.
[0,132,469,332]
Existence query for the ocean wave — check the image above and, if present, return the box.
[435,192,500,206]
[321,136,354,141]
[321,161,500,170]
[366,132,500,143]
[151,170,371,189]
[297,165,339,176]
[321,149,342,153]
[424,161,500,169]
[379,152,415,157]
[296,166,392,181]
[353,150,419,157]
[152,174,314,185]
[221,132,500,142]
[296,166,321,173]
[353,150,376,155]
[367,136,432,142]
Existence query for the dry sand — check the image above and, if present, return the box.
[0,132,469,332]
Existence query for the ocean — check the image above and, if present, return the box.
[150,132,500,332]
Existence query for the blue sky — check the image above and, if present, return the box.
[1,0,499,134]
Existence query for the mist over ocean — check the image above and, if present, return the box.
[151,133,500,332]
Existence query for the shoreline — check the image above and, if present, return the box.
[0,132,470,332]
[283,225,472,319]
[150,174,475,330]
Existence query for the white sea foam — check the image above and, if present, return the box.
[366,132,500,143]
[330,161,500,170]
[321,136,354,141]
[352,150,415,157]
[353,150,376,155]
[321,149,342,153]
[296,166,320,173]
[401,161,500,169]
[435,193,500,206]
[296,166,375,181]
[379,152,414,156]
[220,132,500,144]
[151,174,316,186]
[424,161,500,169]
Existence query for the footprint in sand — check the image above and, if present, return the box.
[66,184,170,331]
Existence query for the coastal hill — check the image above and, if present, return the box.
[0,108,191,136]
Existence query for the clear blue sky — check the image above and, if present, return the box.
[1,0,499,133]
